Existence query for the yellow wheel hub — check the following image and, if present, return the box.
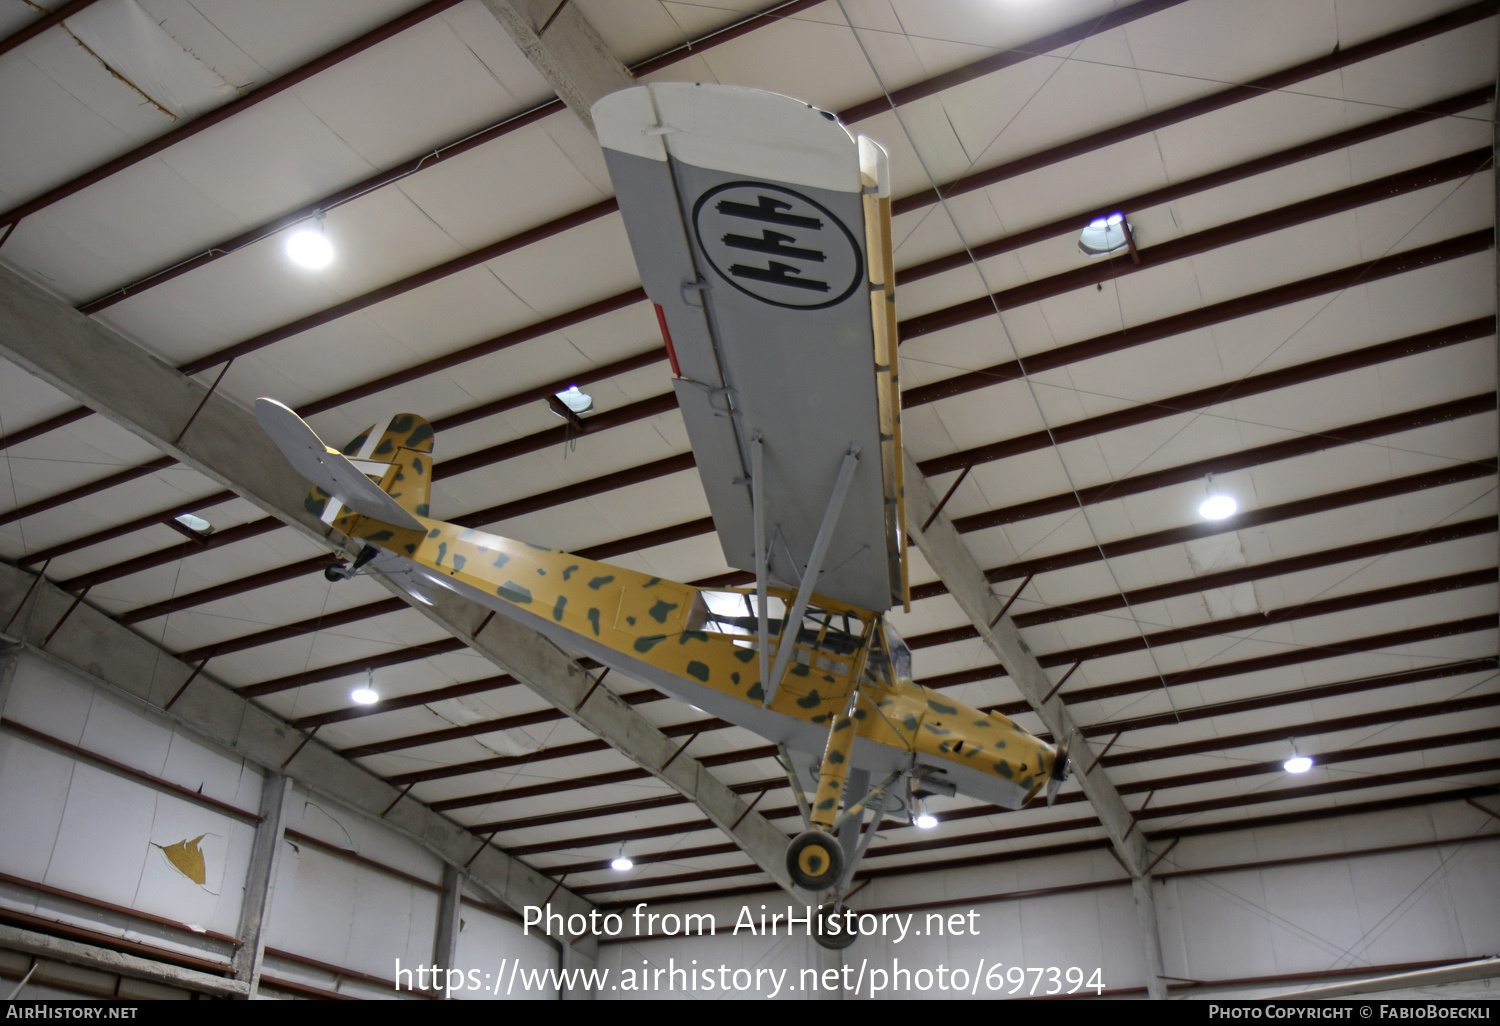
[798,843,830,876]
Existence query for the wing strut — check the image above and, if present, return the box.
[762,447,860,707]
[752,434,771,699]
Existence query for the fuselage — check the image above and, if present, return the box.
[345,509,1058,811]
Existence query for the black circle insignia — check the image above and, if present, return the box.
[692,182,863,310]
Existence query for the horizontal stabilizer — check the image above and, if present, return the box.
[255,398,424,531]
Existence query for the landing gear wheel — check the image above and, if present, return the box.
[786,830,842,890]
[814,904,857,950]
[323,562,349,582]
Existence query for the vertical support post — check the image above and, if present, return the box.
[764,449,860,707]
[433,864,464,998]
[232,774,293,999]
[1132,874,1168,1000]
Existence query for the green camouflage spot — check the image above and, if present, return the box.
[734,649,756,663]
[562,565,579,581]
[497,581,532,604]
[492,553,511,571]
[731,672,740,684]
[853,708,867,720]
[634,635,668,653]
[827,750,845,764]
[649,599,678,623]
[815,798,836,811]
[588,575,615,590]
[973,720,993,728]
[415,503,430,517]
[832,718,852,732]
[406,422,433,448]
[686,661,710,682]
[823,674,836,683]
[404,543,417,554]
[536,567,546,575]
[587,608,601,636]
[812,713,831,724]
[902,715,919,732]
[436,542,448,566]
[677,630,707,644]
[644,577,660,587]
[796,690,822,709]
[805,854,823,873]
[878,698,895,708]
[748,683,765,702]
[366,530,394,543]
[341,432,369,456]
[626,616,636,626]
[790,663,811,677]
[939,742,950,753]
[461,529,476,540]
[927,699,958,715]
[375,438,394,456]
[925,724,951,736]
[389,415,414,434]
[1018,776,1034,790]
[452,555,466,574]
[427,528,441,539]
[996,761,1013,778]
[412,457,425,476]
[553,595,567,622]
[304,490,329,517]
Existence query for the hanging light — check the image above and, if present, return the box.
[1078,212,1131,256]
[553,385,594,416]
[350,669,379,705]
[611,845,633,872]
[914,797,938,830]
[1284,739,1313,774]
[286,212,334,269]
[1199,473,1238,520]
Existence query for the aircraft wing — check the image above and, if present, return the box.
[595,84,906,612]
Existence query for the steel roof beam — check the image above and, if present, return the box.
[4,7,1486,453]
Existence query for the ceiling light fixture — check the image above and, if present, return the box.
[553,385,594,416]
[350,669,379,706]
[174,513,211,534]
[1198,473,1238,520]
[1078,211,1131,256]
[611,845,633,872]
[286,212,334,269]
[1284,739,1313,774]
[914,798,938,830]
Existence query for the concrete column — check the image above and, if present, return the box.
[434,864,465,997]
[232,774,293,998]
[1132,873,1169,1000]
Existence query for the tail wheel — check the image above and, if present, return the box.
[814,904,858,950]
[786,830,843,891]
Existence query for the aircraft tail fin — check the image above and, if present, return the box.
[256,399,431,532]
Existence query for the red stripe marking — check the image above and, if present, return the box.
[653,303,682,377]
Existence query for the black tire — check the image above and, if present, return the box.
[324,563,348,582]
[814,904,858,950]
[786,830,842,890]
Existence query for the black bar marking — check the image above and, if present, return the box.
[722,229,826,262]
[717,194,822,229]
[727,260,829,292]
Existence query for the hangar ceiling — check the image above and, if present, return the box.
[0,0,1496,922]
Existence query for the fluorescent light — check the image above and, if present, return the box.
[286,228,333,269]
[350,687,379,705]
[1199,494,1237,519]
[175,513,211,534]
[611,855,633,872]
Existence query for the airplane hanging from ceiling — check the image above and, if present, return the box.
[257,83,1067,949]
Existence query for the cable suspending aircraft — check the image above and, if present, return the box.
[256,83,1068,950]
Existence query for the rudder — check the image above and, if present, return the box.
[306,413,434,527]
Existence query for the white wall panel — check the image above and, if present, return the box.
[450,897,560,1000]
